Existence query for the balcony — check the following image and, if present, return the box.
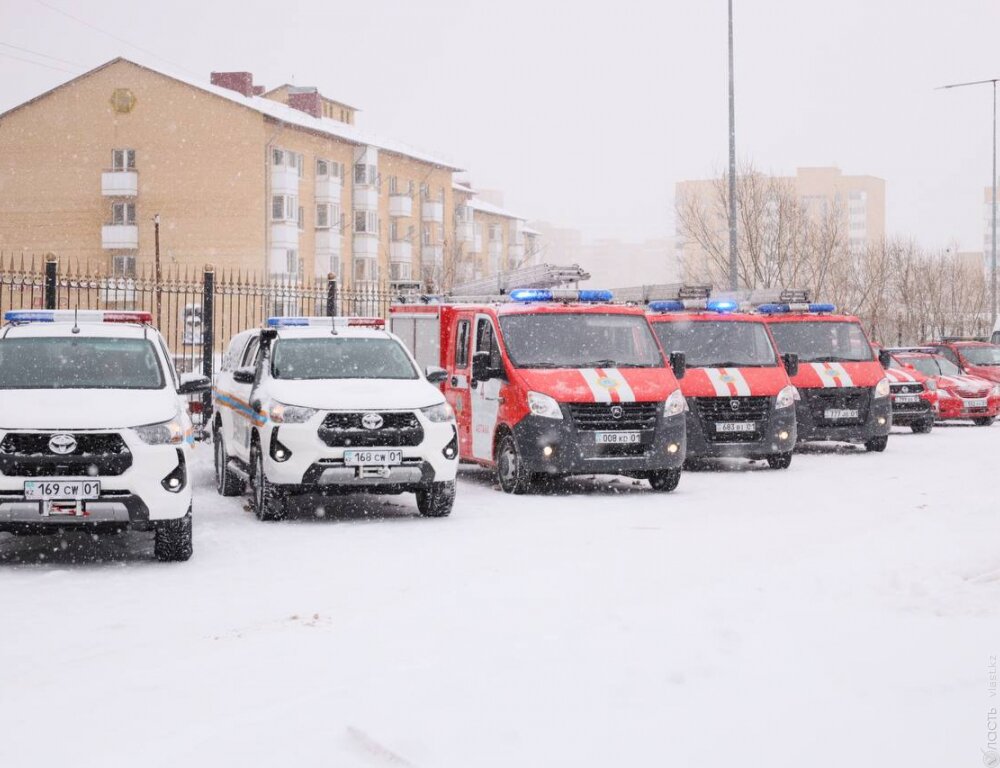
[421,245,443,266]
[315,176,342,204]
[389,194,413,218]
[421,200,444,223]
[353,185,379,210]
[456,220,474,243]
[390,241,413,263]
[101,171,138,197]
[101,225,138,249]
[271,164,299,195]
[271,222,299,249]
[316,229,342,256]
[353,233,379,258]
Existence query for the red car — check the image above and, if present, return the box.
[890,349,1000,426]
[882,357,937,433]
[921,339,1000,385]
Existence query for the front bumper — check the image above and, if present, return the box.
[890,397,935,426]
[685,400,797,459]
[936,397,1000,421]
[510,407,686,477]
[795,388,892,443]
[0,429,192,532]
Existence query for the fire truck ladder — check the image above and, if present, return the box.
[449,263,591,297]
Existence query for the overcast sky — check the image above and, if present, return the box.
[1,0,998,252]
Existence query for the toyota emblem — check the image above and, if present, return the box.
[361,413,384,430]
[610,405,624,420]
[48,433,77,455]
[730,399,741,411]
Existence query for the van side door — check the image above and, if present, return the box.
[445,314,474,458]
[470,313,504,462]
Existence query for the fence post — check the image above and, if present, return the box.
[326,273,337,317]
[201,265,215,419]
[44,254,57,310]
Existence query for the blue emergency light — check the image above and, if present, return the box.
[266,316,385,329]
[648,299,739,313]
[3,310,153,324]
[756,303,836,314]
[648,300,685,312]
[508,289,613,303]
[707,299,739,312]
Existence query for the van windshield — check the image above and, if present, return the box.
[498,313,664,369]
[768,321,874,363]
[960,346,1000,366]
[0,337,165,389]
[271,337,418,380]
[652,320,777,367]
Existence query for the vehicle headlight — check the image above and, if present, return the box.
[420,402,455,423]
[133,414,185,445]
[527,391,563,420]
[775,385,798,410]
[269,402,317,424]
[873,377,891,398]
[664,388,686,417]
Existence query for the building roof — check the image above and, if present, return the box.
[452,181,475,194]
[262,83,360,112]
[0,57,462,171]
[467,197,524,221]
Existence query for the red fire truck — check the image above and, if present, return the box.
[646,290,799,469]
[390,289,688,494]
[760,292,893,452]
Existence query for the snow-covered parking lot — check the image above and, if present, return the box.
[2,424,999,767]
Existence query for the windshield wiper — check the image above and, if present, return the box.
[578,359,619,368]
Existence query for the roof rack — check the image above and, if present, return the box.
[940,336,987,342]
[448,263,590,296]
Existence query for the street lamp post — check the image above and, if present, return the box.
[727,0,738,291]
[938,77,998,328]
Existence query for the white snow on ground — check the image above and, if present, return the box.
[2,424,999,767]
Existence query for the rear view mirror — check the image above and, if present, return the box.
[669,351,686,380]
[782,353,799,378]
[425,365,448,384]
[878,349,892,369]
[232,367,256,385]
[471,351,494,383]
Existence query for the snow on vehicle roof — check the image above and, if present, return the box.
[272,325,392,340]
[1,321,153,339]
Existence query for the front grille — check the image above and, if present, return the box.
[804,388,871,426]
[694,396,770,443]
[567,402,658,431]
[890,383,924,395]
[0,432,132,477]
[318,412,424,447]
[893,400,930,414]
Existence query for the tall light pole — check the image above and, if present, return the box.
[727,0,738,291]
[938,77,998,327]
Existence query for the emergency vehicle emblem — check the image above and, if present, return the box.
[610,405,624,420]
[730,399,740,411]
[48,433,77,455]
[598,377,617,389]
[361,413,384,430]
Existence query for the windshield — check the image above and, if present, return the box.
[652,319,777,367]
[960,346,1000,366]
[904,357,942,377]
[768,321,874,363]
[498,313,664,369]
[0,337,165,390]
[271,337,418,380]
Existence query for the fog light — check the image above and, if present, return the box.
[542,445,554,457]
[442,428,458,460]
[274,449,287,460]
[167,477,181,489]
[778,430,789,441]
[877,417,887,426]
[160,450,187,493]
[667,443,679,454]
[269,429,292,463]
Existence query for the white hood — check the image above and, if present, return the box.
[261,377,444,411]
[0,388,179,430]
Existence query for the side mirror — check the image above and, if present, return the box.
[878,349,892,369]
[782,352,799,378]
[669,351,686,380]
[471,351,492,383]
[232,367,256,385]
[177,373,211,395]
[425,365,448,384]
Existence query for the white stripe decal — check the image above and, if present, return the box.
[606,369,636,402]
[579,369,613,402]
[578,368,636,402]
[704,368,731,397]
[832,363,855,387]
[704,368,752,397]
[810,362,855,388]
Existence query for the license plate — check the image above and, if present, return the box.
[343,449,403,466]
[715,421,757,433]
[594,431,642,444]
[24,480,100,500]
[964,398,988,408]
[824,408,859,420]
[894,395,920,404]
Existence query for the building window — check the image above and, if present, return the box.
[420,182,429,199]
[272,195,284,221]
[354,210,378,234]
[286,249,299,274]
[316,159,328,176]
[111,254,136,278]
[298,206,304,230]
[316,203,339,229]
[111,202,136,225]
[354,163,376,186]
[489,224,502,241]
[422,225,431,246]
[271,194,298,222]
[273,148,284,166]
[388,176,398,194]
[111,149,135,171]
[353,256,377,282]
[390,220,399,241]
[390,261,411,281]
[317,159,343,180]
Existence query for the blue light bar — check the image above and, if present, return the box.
[4,310,54,323]
[266,316,386,329]
[755,302,836,315]
[577,289,614,302]
[509,289,552,302]
[706,299,739,312]
[4,310,154,324]
[266,316,310,326]
[756,303,789,314]
[809,303,836,313]
[509,289,613,303]
[648,300,685,312]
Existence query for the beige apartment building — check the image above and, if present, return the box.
[451,182,539,286]
[675,166,886,279]
[0,57,536,291]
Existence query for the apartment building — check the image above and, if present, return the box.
[0,57,463,288]
[451,182,538,286]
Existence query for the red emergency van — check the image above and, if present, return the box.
[760,293,893,452]
[647,293,799,469]
[390,289,688,494]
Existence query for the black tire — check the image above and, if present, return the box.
[250,442,286,521]
[416,480,456,517]
[214,426,245,496]
[766,452,793,469]
[973,417,996,427]
[648,468,681,492]
[495,433,533,494]
[154,510,193,562]
[864,435,889,452]
[911,420,934,434]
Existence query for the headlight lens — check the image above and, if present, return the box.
[527,391,563,420]
[420,402,455,422]
[269,402,317,424]
[775,385,797,410]
[134,415,185,445]
[664,388,686,417]
[874,377,891,398]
